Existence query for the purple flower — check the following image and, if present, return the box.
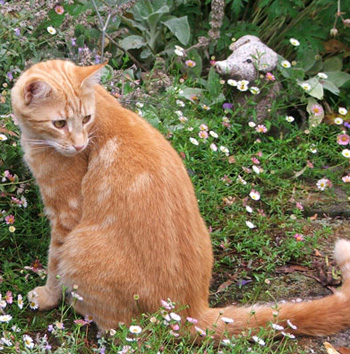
[71,37,76,46]
[222,102,233,110]
[14,28,20,36]
[95,54,101,64]
[345,122,350,129]
[7,72,13,81]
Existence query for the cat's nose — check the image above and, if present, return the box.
[74,145,85,152]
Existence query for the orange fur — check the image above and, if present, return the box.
[11,60,350,339]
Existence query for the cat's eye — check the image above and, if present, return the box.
[82,115,91,124]
[53,120,66,129]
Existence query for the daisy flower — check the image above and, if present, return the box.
[227,79,237,86]
[249,190,260,201]
[287,319,297,330]
[170,313,181,322]
[272,323,285,331]
[265,72,275,81]
[300,82,311,91]
[222,339,231,345]
[246,221,256,229]
[210,143,217,152]
[71,292,83,301]
[316,178,331,190]
[317,72,328,79]
[174,110,183,117]
[252,165,260,174]
[221,316,234,324]
[174,45,185,57]
[29,298,39,310]
[198,131,208,139]
[0,315,12,323]
[54,5,64,14]
[249,86,260,95]
[246,206,253,213]
[0,134,8,141]
[189,137,199,146]
[282,331,296,339]
[252,335,265,346]
[311,104,324,116]
[334,117,343,125]
[281,60,291,68]
[342,149,350,158]
[286,116,295,122]
[237,80,249,91]
[18,294,23,309]
[248,121,256,128]
[135,102,144,108]
[55,322,64,330]
[199,124,208,131]
[47,26,56,35]
[219,146,229,156]
[4,214,15,225]
[194,326,206,336]
[176,100,185,107]
[185,60,196,68]
[9,226,16,233]
[129,325,142,334]
[337,133,350,145]
[342,175,350,183]
[255,124,267,133]
[339,107,348,115]
[289,38,300,46]
[293,233,304,241]
[237,175,247,185]
[179,116,188,123]
[186,317,198,324]
[23,335,34,349]
[209,130,218,138]
[201,104,210,111]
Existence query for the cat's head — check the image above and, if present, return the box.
[11,60,106,156]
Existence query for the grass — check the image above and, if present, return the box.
[0,64,350,352]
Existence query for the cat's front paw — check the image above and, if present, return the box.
[28,286,60,310]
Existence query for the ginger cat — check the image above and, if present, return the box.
[11,59,350,339]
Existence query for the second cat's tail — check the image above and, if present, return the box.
[195,239,350,341]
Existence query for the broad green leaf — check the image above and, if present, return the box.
[321,80,340,96]
[119,35,146,51]
[207,67,221,99]
[100,64,114,83]
[299,48,317,72]
[324,71,350,88]
[140,48,153,59]
[298,78,323,99]
[323,57,342,72]
[147,5,170,28]
[178,87,204,102]
[162,16,190,45]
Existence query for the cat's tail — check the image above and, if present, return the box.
[195,239,350,341]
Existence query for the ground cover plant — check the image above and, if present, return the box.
[1,0,350,352]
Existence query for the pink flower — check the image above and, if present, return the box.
[210,60,216,66]
[74,319,88,326]
[198,131,209,139]
[255,125,267,133]
[337,133,350,145]
[296,202,304,210]
[5,214,15,225]
[251,157,260,164]
[307,160,314,168]
[342,175,350,183]
[257,151,262,157]
[5,291,13,304]
[185,60,196,68]
[311,104,324,116]
[265,72,275,81]
[199,124,208,131]
[186,317,198,324]
[54,5,64,15]
[293,233,304,241]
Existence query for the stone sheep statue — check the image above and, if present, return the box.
[214,35,281,122]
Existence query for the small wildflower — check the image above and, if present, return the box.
[169,330,180,337]
[296,202,303,210]
[9,226,16,233]
[337,133,350,145]
[174,45,185,57]
[47,26,56,35]
[71,291,83,301]
[55,322,65,330]
[0,315,12,323]
[246,221,256,229]
[342,175,350,183]
[185,60,196,68]
[210,143,218,152]
[252,157,260,164]
[201,104,210,111]
[5,215,15,225]
[179,116,188,123]
[293,233,304,241]
[47,324,54,332]
[310,144,318,153]
[129,325,142,334]
[339,107,348,115]
[237,175,247,185]
[174,110,183,117]
[316,178,332,190]
[334,117,344,125]
[176,100,185,107]
[265,72,275,81]
[301,82,311,91]
[272,323,285,331]
[219,146,229,156]
[252,335,265,346]
[286,116,295,122]
[17,294,23,309]
[170,313,181,322]
[0,134,8,141]
[186,317,198,324]
[248,121,256,128]
[29,298,39,310]
[209,130,218,138]
[23,335,34,349]
[282,332,296,339]
[252,165,261,174]
[110,329,117,336]
[222,103,234,110]
[222,116,230,122]
[249,86,260,95]
[161,299,174,310]
[135,102,144,108]
[198,131,208,139]
[289,38,300,46]
[74,319,88,326]
[237,80,249,91]
[246,205,253,213]
[5,291,12,304]
[249,190,260,201]
[317,72,328,79]
[281,60,291,68]
[199,124,208,131]
[221,317,234,324]
[54,5,64,14]
[287,319,297,330]
[227,79,237,87]
[194,326,206,336]
[222,338,231,345]
[84,314,94,323]
[311,104,324,116]
[342,149,350,158]
[255,124,267,133]
[189,137,199,146]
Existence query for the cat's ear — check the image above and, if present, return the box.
[78,62,108,88]
[23,80,52,105]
